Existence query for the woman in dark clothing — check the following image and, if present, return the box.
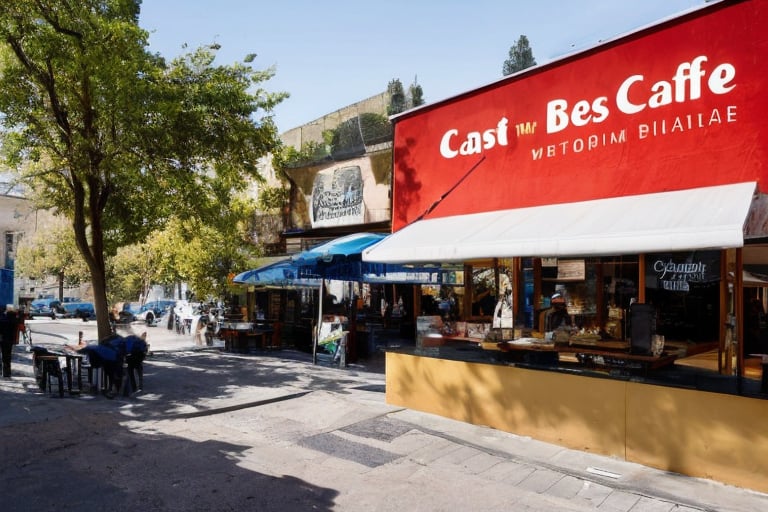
[0,307,19,378]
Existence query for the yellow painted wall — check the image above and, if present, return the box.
[385,352,627,457]
[386,352,768,493]
[626,382,768,492]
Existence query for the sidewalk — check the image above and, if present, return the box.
[26,318,223,352]
[3,322,768,511]
[25,317,388,372]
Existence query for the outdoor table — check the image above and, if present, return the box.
[247,328,275,350]
[34,354,65,397]
[45,350,85,396]
[221,322,253,352]
[60,351,85,394]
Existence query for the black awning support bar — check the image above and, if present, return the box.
[412,155,487,224]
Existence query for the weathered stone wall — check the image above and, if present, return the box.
[280,92,389,149]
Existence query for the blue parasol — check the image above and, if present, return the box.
[291,232,457,283]
[233,259,321,288]
[291,232,387,266]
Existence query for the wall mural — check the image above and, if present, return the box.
[311,165,365,228]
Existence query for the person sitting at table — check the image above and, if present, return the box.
[77,337,123,398]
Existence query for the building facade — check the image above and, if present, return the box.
[238,92,397,353]
[363,0,768,492]
[0,192,33,306]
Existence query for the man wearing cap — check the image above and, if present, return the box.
[0,305,19,378]
[546,293,572,332]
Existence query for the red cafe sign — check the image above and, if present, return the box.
[391,0,768,231]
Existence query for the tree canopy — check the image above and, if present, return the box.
[502,35,537,76]
[15,213,90,300]
[0,0,287,338]
[387,77,425,116]
[409,79,425,109]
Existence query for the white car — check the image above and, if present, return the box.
[136,300,176,326]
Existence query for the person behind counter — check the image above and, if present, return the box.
[545,293,572,332]
[472,285,496,316]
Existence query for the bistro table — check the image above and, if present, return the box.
[253,321,278,349]
[33,354,65,397]
[32,347,85,397]
[220,321,253,352]
[220,321,278,352]
[59,351,85,394]
[45,350,85,396]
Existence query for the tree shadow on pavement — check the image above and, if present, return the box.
[111,350,385,421]
[2,409,338,511]
[0,349,391,510]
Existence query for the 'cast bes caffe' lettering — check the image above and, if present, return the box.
[438,55,736,159]
[548,55,735,132]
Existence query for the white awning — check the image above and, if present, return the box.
[363,182,757,264]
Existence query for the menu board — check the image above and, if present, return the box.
[646,251,721,292]
[557,260,586,281]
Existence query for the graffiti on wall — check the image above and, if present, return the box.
[311,166,365,228]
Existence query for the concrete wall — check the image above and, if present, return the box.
[386,351,768,493]
[280,92,389,149]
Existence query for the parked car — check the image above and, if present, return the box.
[29,298,61,319]
[53,301,96,320]
[72,302,96,320]
[136,300,176,325]
[116,302,143,324]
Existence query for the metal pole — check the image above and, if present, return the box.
[313,280,324,365]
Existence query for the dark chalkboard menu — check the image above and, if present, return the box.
[645,251,721,342]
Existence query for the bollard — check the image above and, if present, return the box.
[339,333,347,368]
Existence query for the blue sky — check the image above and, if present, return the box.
[139,0,707,133]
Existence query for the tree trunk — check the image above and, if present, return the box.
[91,268,112,341]
[71,175,114,341]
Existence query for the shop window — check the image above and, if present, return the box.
[520,257,535,328]
[601,256,639,340]
[469,260,497,318]
[403,250,768,398]
[645,251,721,343]
[538,258,599,332]
[419,283,463,320]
